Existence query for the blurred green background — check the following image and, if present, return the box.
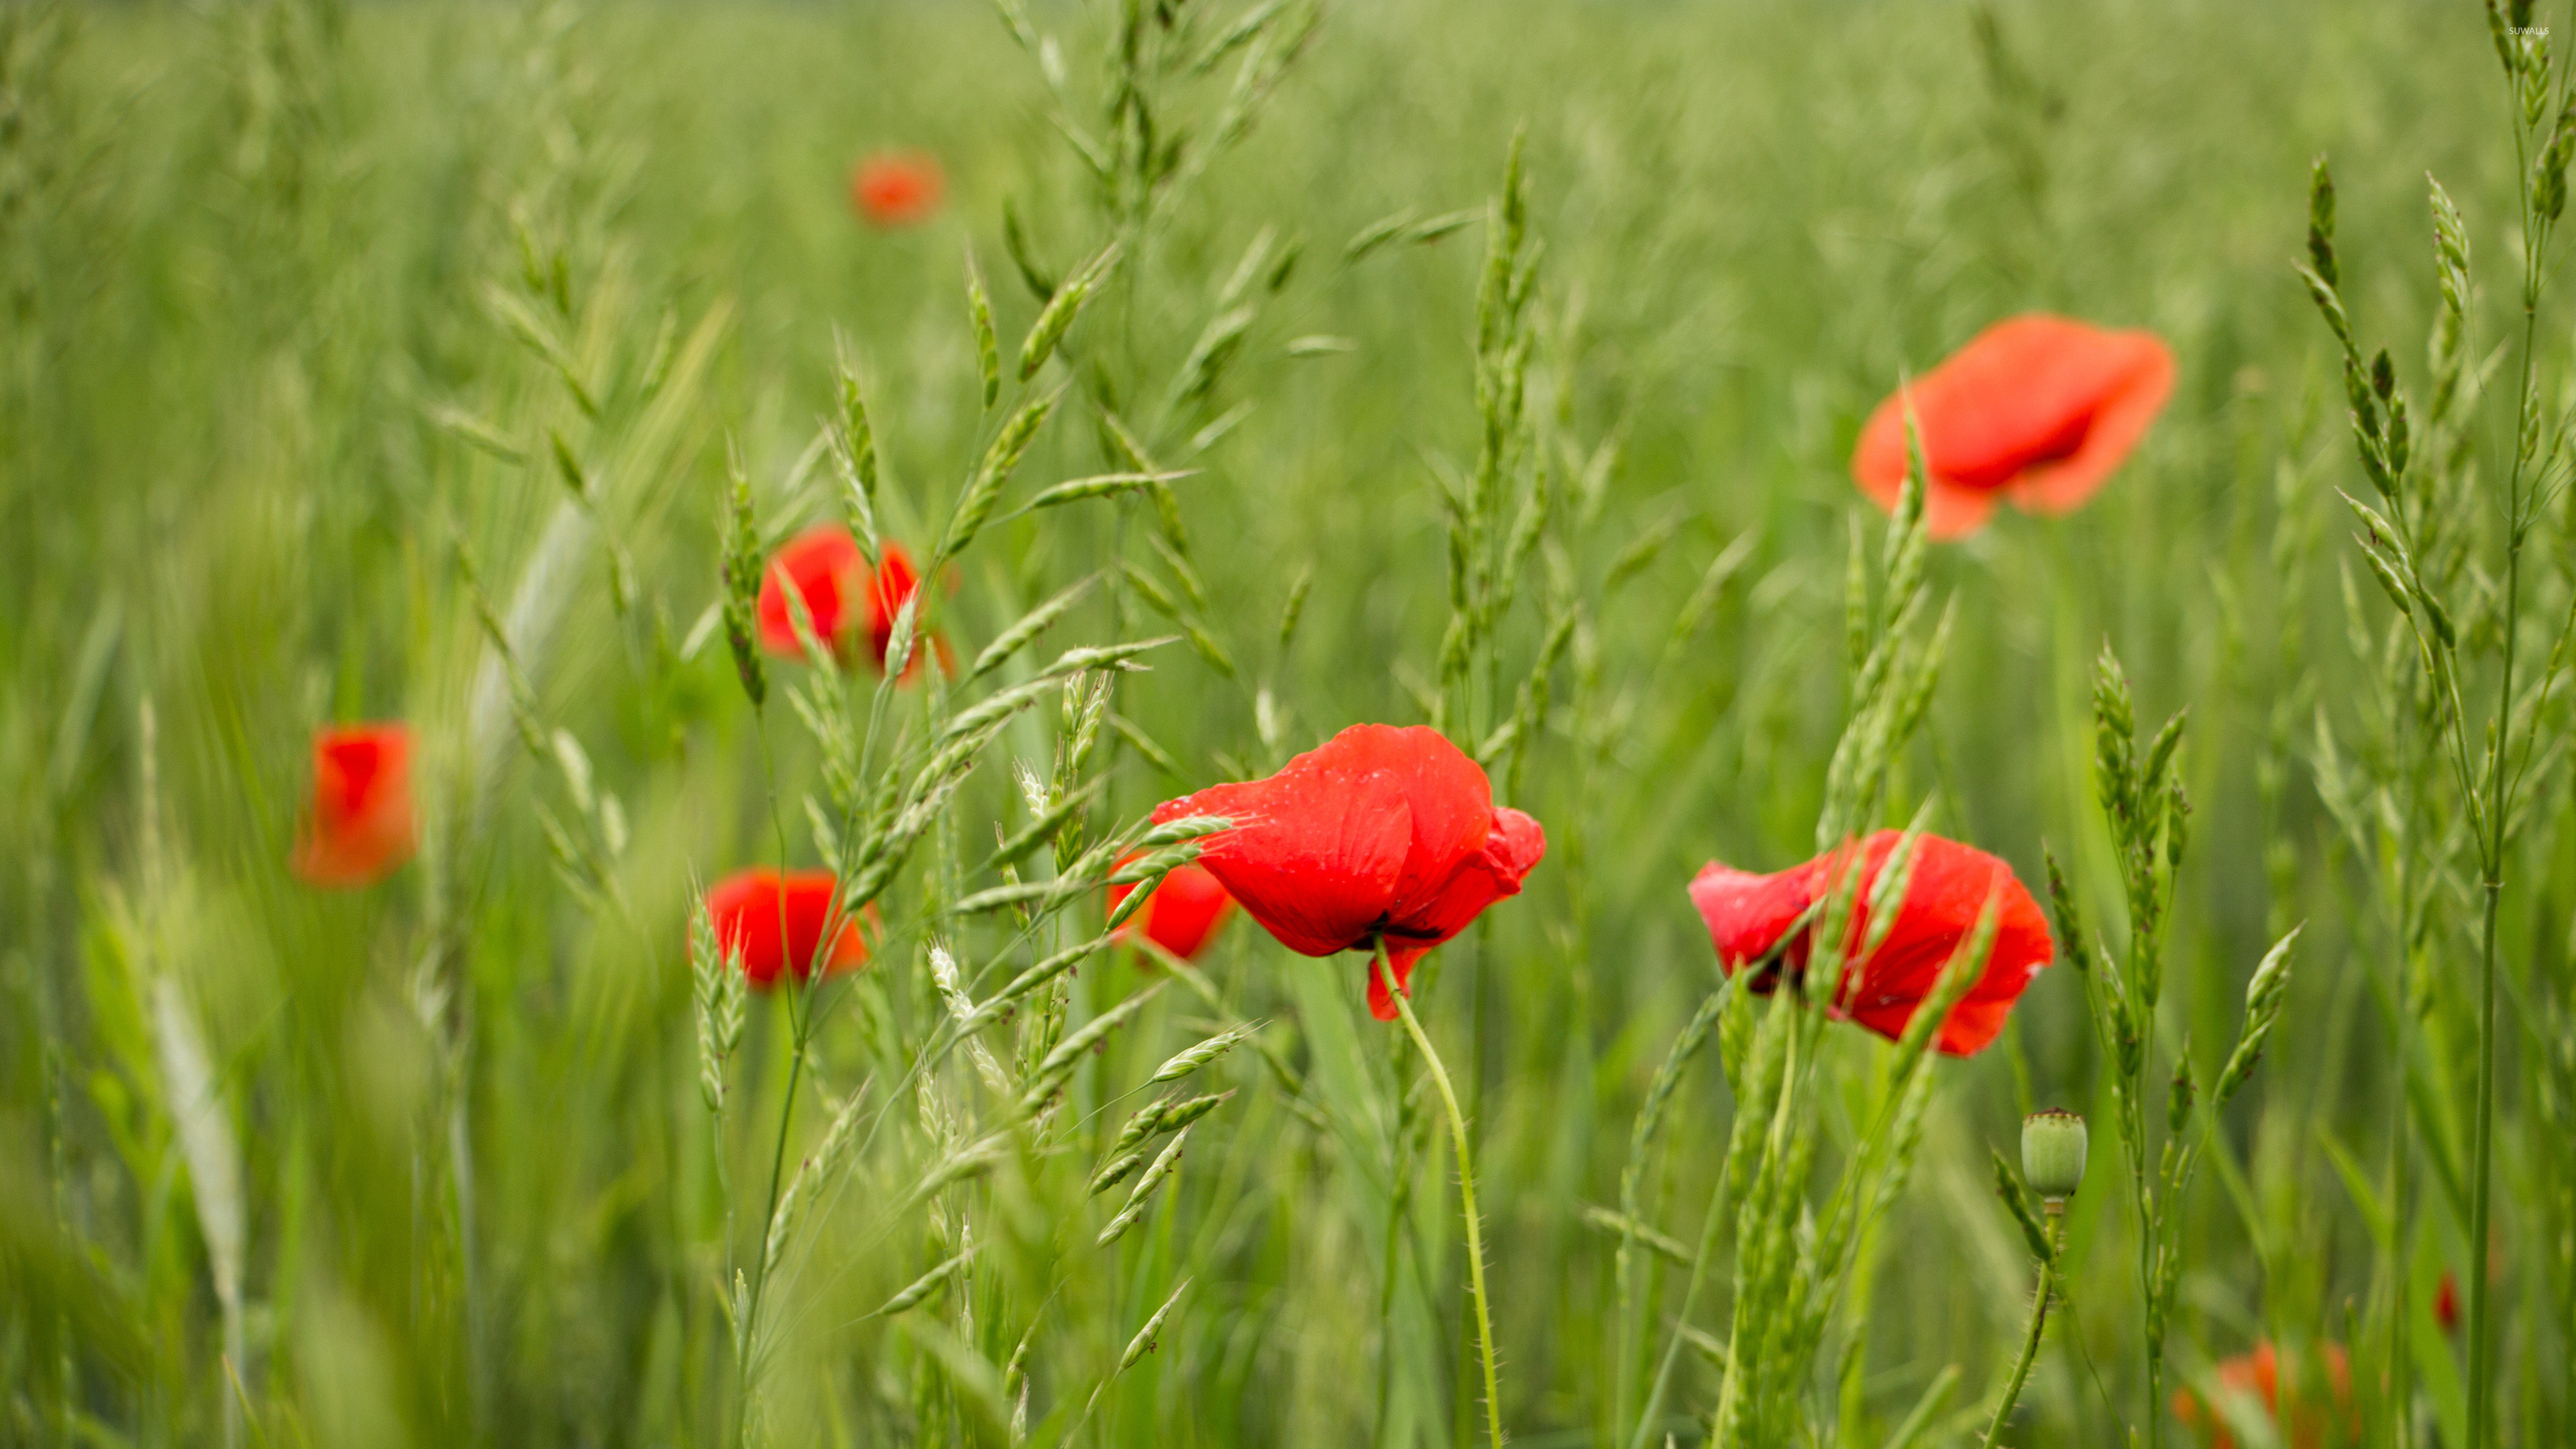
[3,0,2565,1444]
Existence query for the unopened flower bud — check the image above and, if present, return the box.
[2022,1109,2088,1200]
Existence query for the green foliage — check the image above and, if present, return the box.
[3,3,2573,1448]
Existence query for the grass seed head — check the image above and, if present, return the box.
[1153,1089,1234,1131]
[1116,1278,1191,1372]
[718,451,767,708]
[871,1248,973,1319]
[2167,1049,2197,1135]
[1145,1026,1249,1085]
[2218,926,2304,1106]
[1098,1128,1190,1247]
[967,248,1001,409]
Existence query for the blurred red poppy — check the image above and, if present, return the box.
[704,868,873,990]
[1851,313,2175,540]
[1152,724,1546,1020]
[1687,830,2051,1056]
[850,151,944,228]
[2173,1342,2355,1449]
[292,723,417,888]
[755,528,946,680]
[2435,1271,2461,1334]
[1110,853,1238,962]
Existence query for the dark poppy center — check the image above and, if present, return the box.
[1368,916,1443,943]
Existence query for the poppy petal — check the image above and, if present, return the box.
[1687,861,1816,972]
[1167,777,1411,958]
[1110,857,1238,962]
[1329,725,1496,917]
[756,527,864,656]
[2004,334,2176,516]
[1385,805,1548,955]
[1851,315,2174,539]
[292,724,417,888]
[706,868,872,989]
[851,152,945,227]
[1156,724,1544,1021]
[1823,833,2051,1056]
[1920,478,2003,540]
[1690,832,2049,1055]
[1847,429,2006,542]
[1485,806,1547,883]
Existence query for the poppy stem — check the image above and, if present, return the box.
[1979,1203,2061,1448]
[1373,942,1505,1449]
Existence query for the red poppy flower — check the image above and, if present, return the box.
[1152,724,1546,1021]
[1687,830,2051,1056]
[1109,853,1238,962]
[2434,1271,2461,1334]
[1851,313,2175,540]
[755,529,947,680]
[2173,1342,2355,1449]
[850,151,944,228]
[291,723,417,888]
[704,868,873,991]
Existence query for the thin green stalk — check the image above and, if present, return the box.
[1626,1044,1765,1449]
[1609,978,1732,1442]
[1373,943,1505,1449]
[2124,964,2159,1449]
[2380,697,2420,1449]
[733,716,812,1449]
[1460,922,1493,1449]
[1373,1026,1416,1449]
[2140,1178,2159,1449]
[447,1087,484,1437]
[1610,1169,1644,1443]
[38,885,73,1448]
[2385,970,2413,1449]
[1371,1161,1407,1449]
[2467,875,2500,1449]
[734,1014,808,1447]
[2468,173,2538,1448]
[1980,1205,2063,1448]
[2467,544,2518,1449]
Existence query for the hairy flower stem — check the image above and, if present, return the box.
[1980,1203,2063,1448]
[1374,943,1505,1449]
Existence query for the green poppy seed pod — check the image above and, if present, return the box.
[2022,1109,2088,1200]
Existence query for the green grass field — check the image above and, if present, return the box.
[5,1,2573,1445]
